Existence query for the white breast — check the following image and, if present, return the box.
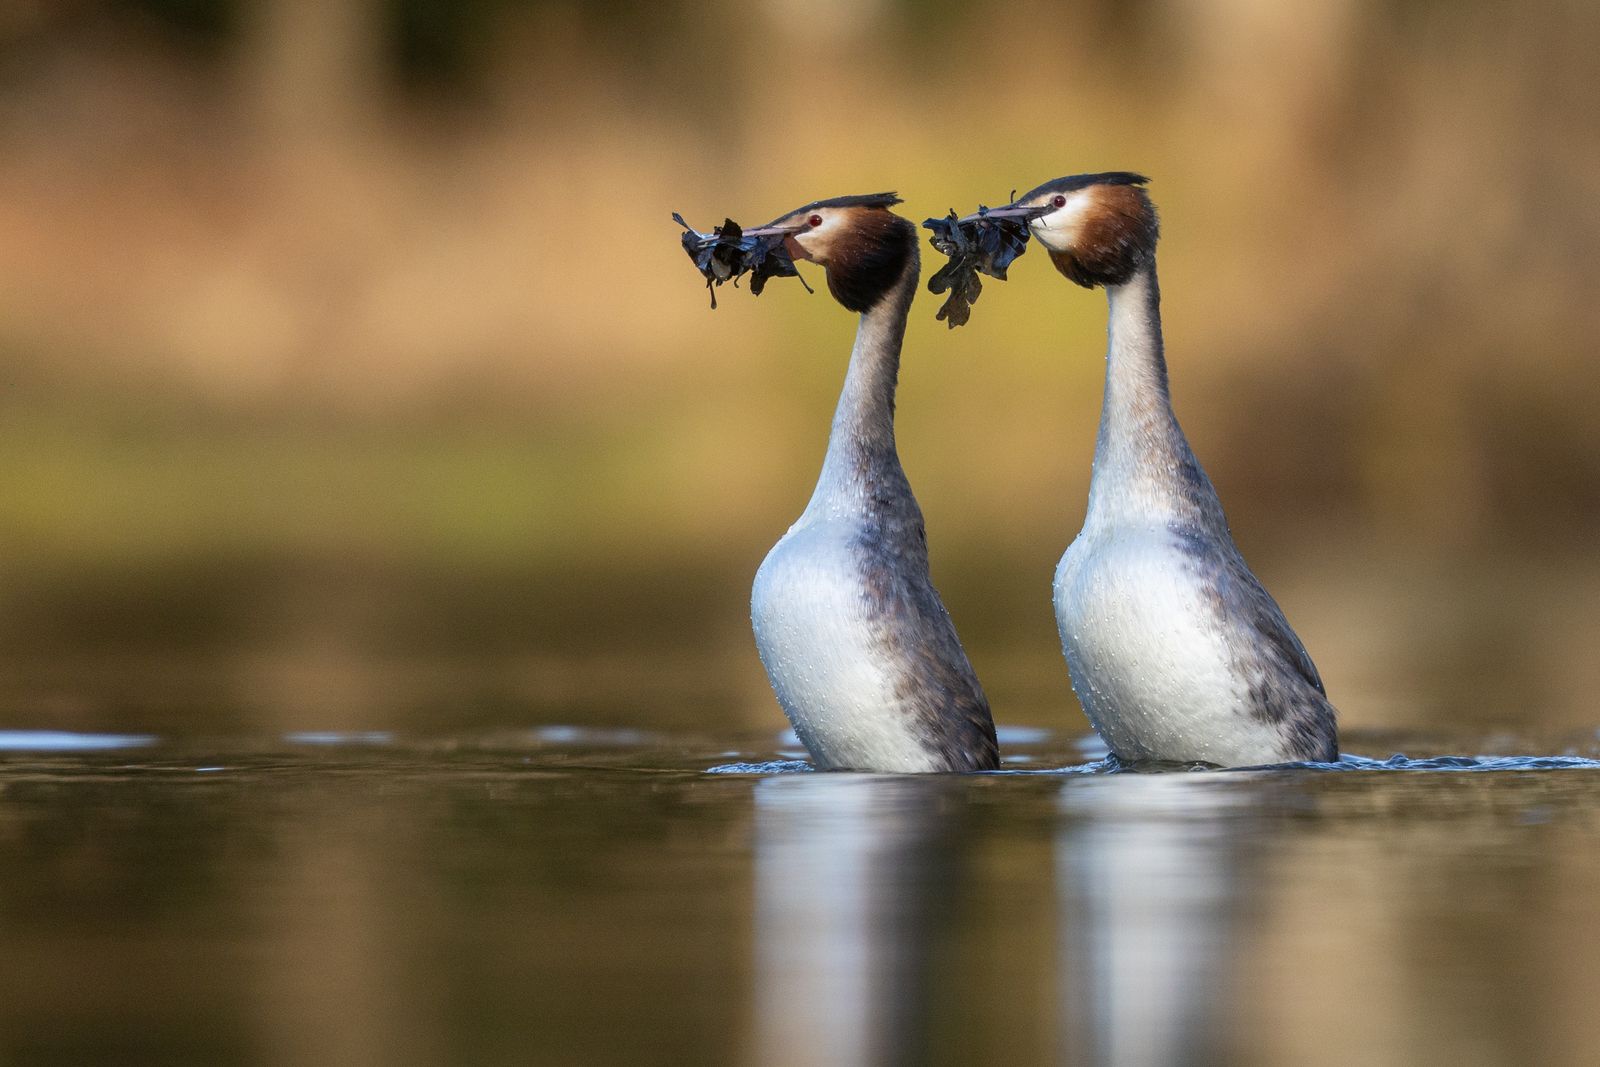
[1053,525,1286,765]
[751,519,940,773]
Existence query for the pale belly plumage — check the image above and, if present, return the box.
[1053,525,1291,766]
[752,520,941,773]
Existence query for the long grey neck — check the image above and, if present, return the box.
[1085,261,1225,530]
[802,258,919,522]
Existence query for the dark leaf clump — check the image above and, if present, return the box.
[921,208,1033,327]
[672,213,812,308]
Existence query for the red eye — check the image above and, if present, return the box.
[1052,195,1067,208]
[808,214,823,227]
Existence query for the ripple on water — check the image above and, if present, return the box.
[705,760,815,775]
[282,731,395,746]
[1309,752,1600,772]
[0,731,158,752]
[530,725,661,747]
[703,748,1600,776]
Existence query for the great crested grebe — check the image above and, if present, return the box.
[739,194,998,772]
[968,173,1338,766]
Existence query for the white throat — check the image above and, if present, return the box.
[800,266,914,523]
[1084,265,1184,529]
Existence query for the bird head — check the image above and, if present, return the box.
[743,193,918,312]
[966,173,1158,289]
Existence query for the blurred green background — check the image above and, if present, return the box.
[0,0,1596,738]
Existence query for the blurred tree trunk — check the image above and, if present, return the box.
[238,0,387,144]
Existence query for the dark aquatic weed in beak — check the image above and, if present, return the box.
[921,205,1034,327]
[672,213,814,309]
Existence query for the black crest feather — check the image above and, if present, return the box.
[794,192,901,214]
[1016,172,1149,203]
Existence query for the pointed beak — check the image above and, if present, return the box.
[958,203,1048,224]
[738,223,806,239]
[741,221,814,262]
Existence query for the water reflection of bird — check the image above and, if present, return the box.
[751,775,956,1064]
[972,174,1338,766]
[1057,775,1254,1064]
[742,194,998,772]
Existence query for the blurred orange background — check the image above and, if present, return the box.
[0,0,1596,737]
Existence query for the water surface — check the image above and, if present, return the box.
[2,725,1598,1066]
